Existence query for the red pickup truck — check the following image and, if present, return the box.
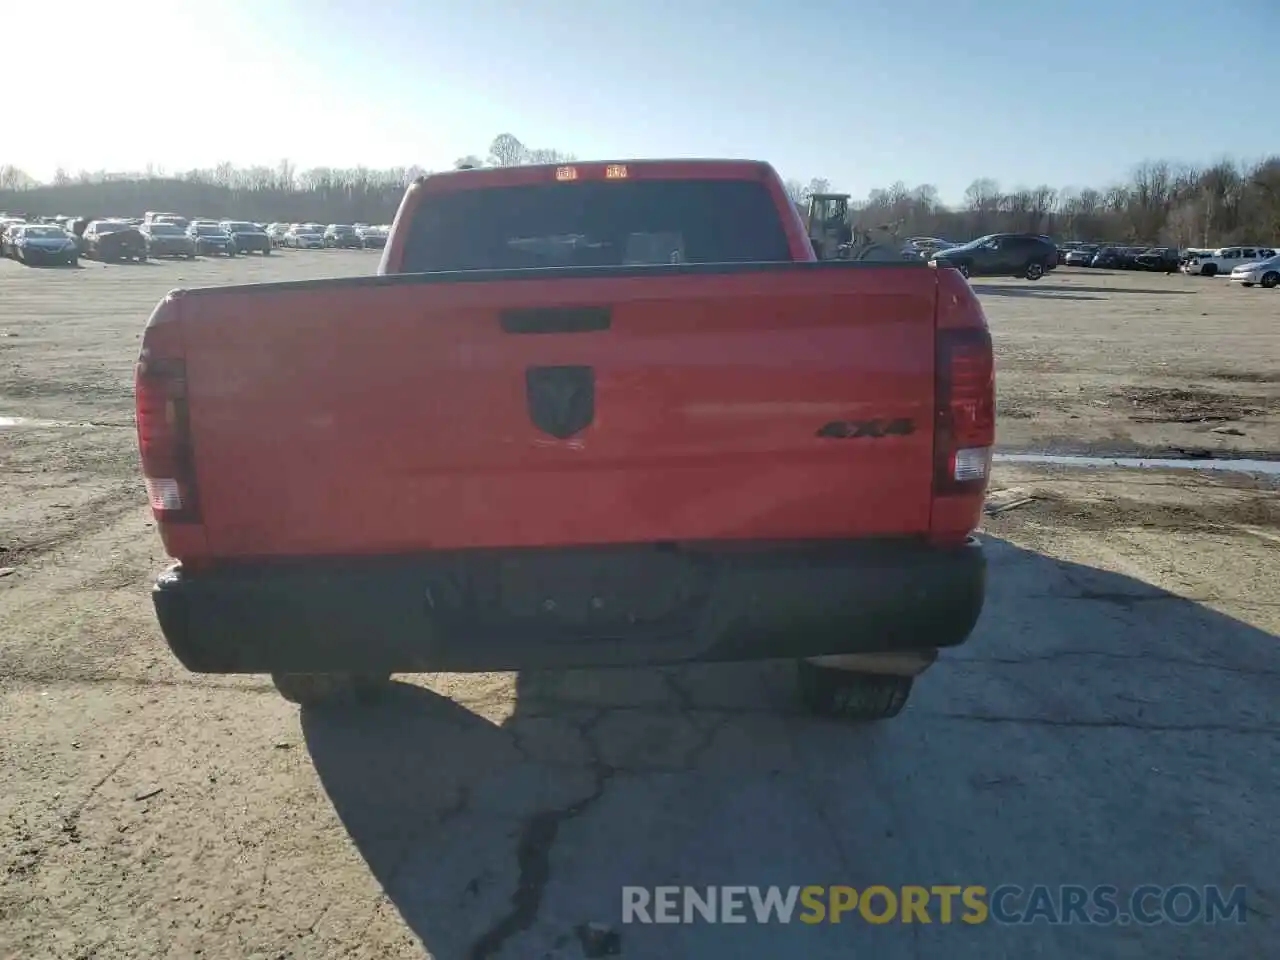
[136,159,993,720]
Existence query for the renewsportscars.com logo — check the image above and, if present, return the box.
[621,885,1249,926]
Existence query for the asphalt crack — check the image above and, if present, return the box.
[466,775,611,959]
[1055,568,1219,611]
[787,722,857,880]
[1069,589,1187,608]
[439,783,472,825]
[659,668,698,714]
[464,678,729,957]
[467,711,616,960]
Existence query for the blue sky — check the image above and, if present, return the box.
[8,0,1276,205]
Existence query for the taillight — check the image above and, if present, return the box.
[136,355,200,523]
[934,327,994,495]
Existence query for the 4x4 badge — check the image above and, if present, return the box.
[816,418,915,438]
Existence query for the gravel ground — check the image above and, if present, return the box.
[976,269,1280,458]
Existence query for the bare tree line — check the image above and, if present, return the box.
[784,157,1280,247]
[0,134,573,226]
[3,136,1278,246]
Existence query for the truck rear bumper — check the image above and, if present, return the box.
[152,537,986,673]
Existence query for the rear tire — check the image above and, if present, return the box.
[1261,271,1279,289]
[271,672,393,707]
[796,660,913,721]
[1024,260,1045,280]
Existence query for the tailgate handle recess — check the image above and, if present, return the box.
[500,306,611,335]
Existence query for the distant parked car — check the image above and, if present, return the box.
[1179,248,1213,271]
[7,223,79,265]
[1089,246,1126,269]
[355,224,387,249]
[324,224,362,249]
[187,222,237,257]
[930,233,1059,280]
[1184,246,1278,277]
[1132,247,1180,273]
[1063,244,1099,266]
[83,220,148,262]
[901,237,956,259]
[0,220,27,258]
[1229,253,1280,289]
[1111,246,1149,270]
[145,211,187,229]
[1181,251,1211,274]
[285,224,325,249]
[141,222,197,259]
[266,223,290,247]
[220,220,272,255]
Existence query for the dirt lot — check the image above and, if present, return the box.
[974,270,1280,458]
[1,255,1278,958]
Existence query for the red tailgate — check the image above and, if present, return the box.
[180,265,937,558]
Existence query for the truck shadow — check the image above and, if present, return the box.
[301,538,1279,959]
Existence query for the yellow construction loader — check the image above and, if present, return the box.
[804,193,907,261]
[805,193,852,259]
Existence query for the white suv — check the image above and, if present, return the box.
[1185,246,1277,277]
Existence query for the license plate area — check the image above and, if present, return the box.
[423,546,713,642]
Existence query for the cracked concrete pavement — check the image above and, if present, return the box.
[1,464,1277,959]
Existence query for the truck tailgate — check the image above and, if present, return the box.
[179,265,938,556]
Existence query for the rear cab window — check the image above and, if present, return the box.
[400,171,794,273]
